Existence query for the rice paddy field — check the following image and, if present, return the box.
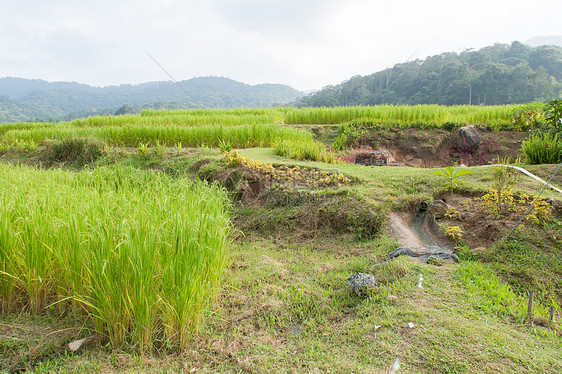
[0,105,518,147]
[1,104,561,373]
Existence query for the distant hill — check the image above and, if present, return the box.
[293,42,562,108]
[0,76,303,123]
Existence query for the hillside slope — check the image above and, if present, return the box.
[294,42,562,107]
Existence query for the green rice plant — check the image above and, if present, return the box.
[521,133,562,164]
[274,139,336,163]
[0,164,231,351]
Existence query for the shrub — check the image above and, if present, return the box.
[510,102,544,131]
[331,120,368,150]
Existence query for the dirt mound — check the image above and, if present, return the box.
[216,167,265,202]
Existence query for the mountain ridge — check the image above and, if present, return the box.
[0,76,303,123]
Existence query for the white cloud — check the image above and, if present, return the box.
[0,0,560,91]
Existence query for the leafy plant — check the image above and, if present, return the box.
[137,142,149,155]
[218,139,233,153]
[444,226,464,242]
[444,208,461,219]
[433,166,473,190]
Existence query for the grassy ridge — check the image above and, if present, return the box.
[0,164,230,350]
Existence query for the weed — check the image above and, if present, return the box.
[137,142,149,155]
[218,139,233,153]
[444,225,464,242]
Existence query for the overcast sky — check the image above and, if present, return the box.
[1,0,560,91]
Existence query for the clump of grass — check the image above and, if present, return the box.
[0,164,231,351]
[521,133,562,164]
[40,137,106,167]
[273,139,336,163]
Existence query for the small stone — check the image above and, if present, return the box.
[68,336,97,352]
[346,273,377,296]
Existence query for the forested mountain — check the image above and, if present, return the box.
[0,76,303,123]
[294,42,562,107]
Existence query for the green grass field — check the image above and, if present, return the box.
[0,105,561,373]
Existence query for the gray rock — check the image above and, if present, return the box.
[346,273,377,296]
[457,125,481,150]
[427,200,449,217]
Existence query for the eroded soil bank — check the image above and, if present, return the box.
[349,127,528,167]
